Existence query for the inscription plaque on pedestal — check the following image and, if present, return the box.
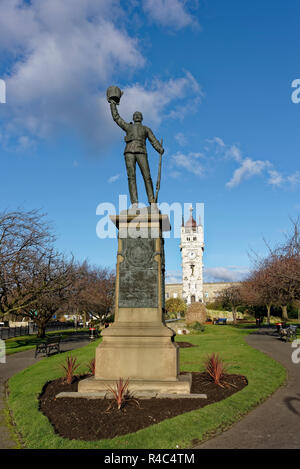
[118,237,159,309]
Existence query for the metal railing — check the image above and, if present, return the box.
[0,322,79,340]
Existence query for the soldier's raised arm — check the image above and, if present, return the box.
[146,127,164,154]
[109,101,129,132]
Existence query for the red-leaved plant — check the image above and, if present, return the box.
[87,358,96,375]
[105,378,130,410]
[60,355,80,384]
[205,353,227,387]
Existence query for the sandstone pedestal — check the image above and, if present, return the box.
[78,207,191,395]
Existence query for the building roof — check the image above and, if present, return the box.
[185,214,197,227]
[185,205,197,227]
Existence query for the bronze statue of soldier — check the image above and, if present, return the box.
[107,86,164,206]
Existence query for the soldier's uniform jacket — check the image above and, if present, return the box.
[110,102,163,155]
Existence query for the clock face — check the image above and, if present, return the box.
[189,251,196,259]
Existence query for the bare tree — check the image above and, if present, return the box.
[260,221,300,319]
[216,285,243,324]
[243,266,276,324]
[19,251,74,337]
[70,262,115,324]
[0,210,55,319]
[247,218,300,321]
[0,209,116,336]
[266,256,299,320]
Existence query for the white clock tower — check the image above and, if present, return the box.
[180,206,204,304]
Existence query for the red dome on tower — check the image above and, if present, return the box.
[185,205,197,227]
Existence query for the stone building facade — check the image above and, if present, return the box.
[165,281,240,304]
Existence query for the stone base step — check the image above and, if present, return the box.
[78,373,192,395]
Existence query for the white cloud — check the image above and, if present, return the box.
[206,136,225,148]
[287,171,300,186]
[142,0,199,30]
[166,133,299,192]
[222,141,299,190]
[225,144,243,162]
[214,137,225,147]
[171,151,204,177]
[174,136,299,191]
[16,135,36,152]
[175,132,187,146]
[0,1,202,152]
[108,174,121,184]
[0,0,144,149]
[120,72,202,127]
[204,266,249,283]
[226,158,271,189]
[165,270,182,283]
[267,169,300,188]
[166,266,249,283]
[268,169,284,186]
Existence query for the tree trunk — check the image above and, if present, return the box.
[266,304,271,325]
[37,323,46,338]
[281,305,288,320]
[232,306,237,324]
[74,308,79,328]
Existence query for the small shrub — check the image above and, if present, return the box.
[87,358,96,375]
[105,378,130,410]
[60,355,80,384]
[190,321,205,333]
[205,353,227,387]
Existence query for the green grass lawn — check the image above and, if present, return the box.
[7,325,286,449]
[5,329,89,355]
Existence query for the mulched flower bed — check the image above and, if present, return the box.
[39,372,248,441]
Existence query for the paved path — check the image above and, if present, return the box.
[0,334,90,449]
[196,329,300,449]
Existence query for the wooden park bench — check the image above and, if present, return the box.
[35,336,62,358]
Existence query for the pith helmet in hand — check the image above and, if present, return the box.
[106,86,123,104]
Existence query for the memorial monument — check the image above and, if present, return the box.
[78,86,191,395]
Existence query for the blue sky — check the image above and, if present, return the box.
[0,0,299,283]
